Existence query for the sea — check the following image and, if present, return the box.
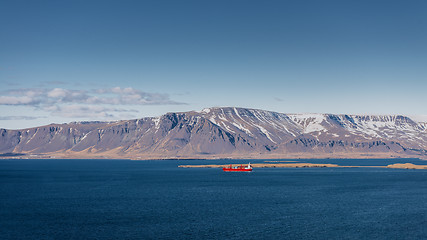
[0,158,426,239]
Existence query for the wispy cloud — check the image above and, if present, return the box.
[408,115,427,123]
[46,105,138,118]
[5,82,20,87]
[0,87,186,119]
[0,87,185,106]
[37,80,69,87]
[0,116,46,120]
[93,87,184,105]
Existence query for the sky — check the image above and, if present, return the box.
[1,0,426,129]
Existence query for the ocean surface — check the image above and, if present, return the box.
[1,158,426,239]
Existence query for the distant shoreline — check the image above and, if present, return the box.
[1,156,426,169]
[1,152,426,161]
[179,163,427,170]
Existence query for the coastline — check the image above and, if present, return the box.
[179,163,427,170]
[1,152,426,161]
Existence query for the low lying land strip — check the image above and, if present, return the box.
[264,161,299,163]
[385,163,427,169]
[179,163,427,169]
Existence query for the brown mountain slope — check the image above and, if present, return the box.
[1,107,426,159]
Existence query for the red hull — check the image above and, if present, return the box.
[222,168,252,172]
[222,164,253,172]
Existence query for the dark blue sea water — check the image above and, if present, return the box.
[1,159,426,239]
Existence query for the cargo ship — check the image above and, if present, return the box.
[222,163,252,172]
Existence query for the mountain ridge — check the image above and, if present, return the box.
[1,107,426,160]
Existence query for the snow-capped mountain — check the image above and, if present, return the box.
[1,107,426,159]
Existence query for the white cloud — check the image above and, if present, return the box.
[50,105,113,118]
[92,87,181,105]
[0,116,46,120]
[0,96,36,105]
[48,105,138,118]
[0,87,186,119]
[47,88,68,98]
[0,87,185,106]
[408,115,427,123]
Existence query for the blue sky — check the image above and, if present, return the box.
[1,0,426,129]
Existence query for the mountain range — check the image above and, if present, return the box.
[1,107,426,160]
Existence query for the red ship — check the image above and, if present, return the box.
[222,163,253,172]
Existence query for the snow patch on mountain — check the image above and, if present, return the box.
[231,122,252,135]
[288,114,326,133]
[201,108,211,114]
[255,124,276,143]
[152,117,161,131]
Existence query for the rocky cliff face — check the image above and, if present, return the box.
[1,107,426,159]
